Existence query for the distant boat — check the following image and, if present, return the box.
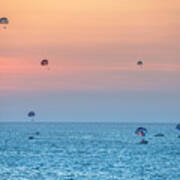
[154,133,165,137]
[28,136,34,140]
[139,139,148,144]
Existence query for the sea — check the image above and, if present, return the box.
[0,122,180,180]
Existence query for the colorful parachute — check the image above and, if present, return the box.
[41,59,48,66]
[135,127,147,136]
[0,17,9,29]
[0,17,9,24]
[176,124,180,130]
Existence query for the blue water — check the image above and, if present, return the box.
[0,123,180,180]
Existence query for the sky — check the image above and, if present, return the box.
[0,0,180,122]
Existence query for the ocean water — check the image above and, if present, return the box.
[0,122,180,180]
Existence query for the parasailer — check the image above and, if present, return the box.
[41,59,50,70]
[28,111,35,121]
[135,127,148,144]
[0,17,9,29]
[137,60,143,68]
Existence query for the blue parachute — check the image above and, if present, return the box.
[135,127,147,137]
[28,111,35,118]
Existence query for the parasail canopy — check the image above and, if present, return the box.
[135,127,147,137]
[28,111,35,118]
[0,17,9,24]
[41,59,48,66]
[137,60,143,67]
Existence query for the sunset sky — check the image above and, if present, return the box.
[0,0,180,122]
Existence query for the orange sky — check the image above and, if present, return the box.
[0,0,180,92]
